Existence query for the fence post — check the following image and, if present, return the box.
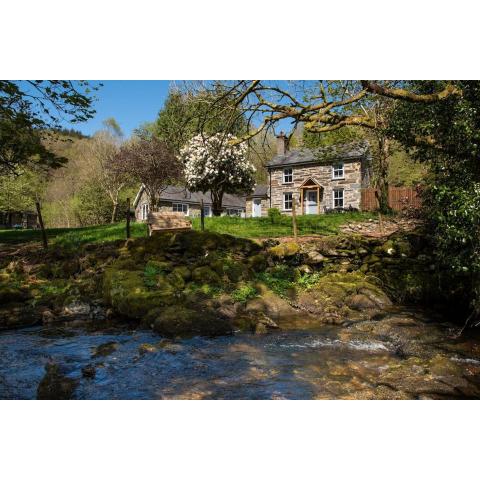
[200,199,205,231]
[292,197,298,239]
[35,201,48,249]
[126,197,131,239]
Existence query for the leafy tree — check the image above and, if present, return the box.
[149,88,247,155]
[116,137,182,210]
[181,133,255,216]
[0,80,98,173]
[388,80,480,322]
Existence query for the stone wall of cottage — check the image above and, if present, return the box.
[245,197,269,218]
[268,160,363,215]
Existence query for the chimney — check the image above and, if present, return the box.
[276,131,288,156]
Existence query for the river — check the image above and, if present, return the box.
[1,308,480,399]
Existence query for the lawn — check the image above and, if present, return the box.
[190,211,377,238]
[0,221,148,247]
[0,211,377,247]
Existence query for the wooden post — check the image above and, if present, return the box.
[126,197,131,239]
[200,199,205,231]
[292,197,298,239]
[35,201,48,249]
[300,189,304,215]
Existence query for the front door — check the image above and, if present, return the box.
[305,190,318,214]
[252,199,262,217]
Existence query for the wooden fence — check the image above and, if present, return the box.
[361,186,422,212]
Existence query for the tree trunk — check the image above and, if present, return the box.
[375,136,391,214]
[111,202,119,223]
[211,191,223,217]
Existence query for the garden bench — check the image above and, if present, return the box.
[147,212,192,236]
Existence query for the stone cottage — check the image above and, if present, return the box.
[133,185,246,221]
[264,134,371,215]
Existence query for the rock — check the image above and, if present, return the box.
[306,251,326,265]
[92,341,119,357]
[150,305,232,337]
[347,293,377,310]
[245,285,298,320]
[81,364,96,378]
[248,254,268,272]
[63,301,91,317]
[37,363,78,400]
[166,271,185,291]
[162,343,184,354]
[192,266,221,285]
[41,309,57,324]
[298,264,313,275]
[254,323,268,334]
[138,343,158,354]
[172,266,191,281]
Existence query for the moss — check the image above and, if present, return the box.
[192,266,221,285]
[172,265,191,281]
[231,284,258,303]
[166,271,185,291]
[268,242,300,258]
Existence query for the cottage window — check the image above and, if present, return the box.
[141,203,149,220]
[227,208,242,217]
[283,192,293,211]
[332,163,344,179]
[283,168,293,183]
[333,189,344,208]
[172,203,189,215]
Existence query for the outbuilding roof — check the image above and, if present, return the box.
[133,185,246,209]
[267,140,370,169]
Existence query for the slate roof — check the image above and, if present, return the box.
[267,140,370,169]
[134,185,246,209]
[248,184,269,198]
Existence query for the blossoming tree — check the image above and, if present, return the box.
[181,133,255,216]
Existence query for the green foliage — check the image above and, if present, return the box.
[0,80,98,173]
[267,208,282,224]
[387,148,426,186]
[388,81,480,313]
[149,89,247,155]
[296,272,323,289]
[231,284,257,303]
[0,168,47,211]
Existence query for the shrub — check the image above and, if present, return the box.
[267,208,282,224]
[231,284,257,303]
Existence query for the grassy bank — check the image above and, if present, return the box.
[0,211,377,247]
[0,221,148,247]
[191,211,377,238]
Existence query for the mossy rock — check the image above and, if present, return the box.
[209,259,225,276]
[172,265,191,281]
[166,271,185,291]
[268,242,300,259]
[103,268,174,319]
[223,260,247,282]
[145,260,172,273]
[149,305,232,337]
[0,285,31,304]
[248,254,268,273]
[192,266,221,285]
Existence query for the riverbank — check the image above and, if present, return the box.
[0,228,471,335]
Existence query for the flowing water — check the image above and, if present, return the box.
[2,311,480,399]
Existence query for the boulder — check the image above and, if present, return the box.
[268,242,300,259]
[37,363,78,400]
[192,266,221,285]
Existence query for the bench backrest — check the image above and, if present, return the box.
[147,212,192,232]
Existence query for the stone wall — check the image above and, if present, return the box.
[269,160,363,215]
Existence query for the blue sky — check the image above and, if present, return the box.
[72,80,171,137]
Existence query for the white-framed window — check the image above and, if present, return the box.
[333,189,344,208]
[226,208,243,217]
[332,162,344,179]
[283,168,293,183]
[202,205,211,217]
[141,203,149,220]
[172,203,189,215]
[283,192,293,211]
